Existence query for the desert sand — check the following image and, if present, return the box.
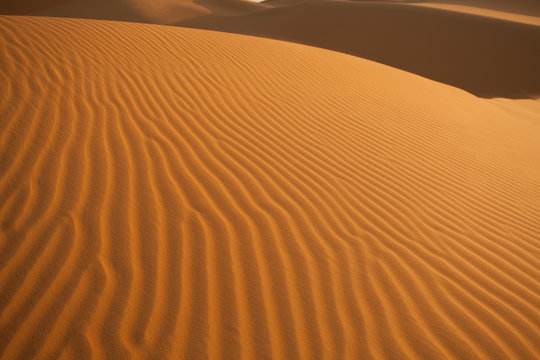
[0,1,539,359]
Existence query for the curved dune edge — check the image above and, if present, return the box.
[0,0,262,23]
[1,15,539,359]
[179,1,540,99]
[411,2,540,25]
[418,0,540,17]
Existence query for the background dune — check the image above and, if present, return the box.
[0,0,260,23]
[416,0,540,17]
[411,2,540,25]
[1,15,539,360]
[180,1,540,98]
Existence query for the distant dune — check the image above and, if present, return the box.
[1,15,539,359]
[0,0,259,23]
[420,0,540,17]
[412,2,540,25]
[180,1,540,99]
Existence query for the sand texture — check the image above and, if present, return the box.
[180,1,540,99]
[1,6,540,360]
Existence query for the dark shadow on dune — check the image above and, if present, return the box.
[179,1,540,99]
[0,0,151,22]
[0,0,71,14]
[0,0,261,23]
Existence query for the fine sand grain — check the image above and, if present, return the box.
[1,14,539,360]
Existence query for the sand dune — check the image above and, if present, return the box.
[419,0,540,17]
[412,2,540,25]
[180,1,540,99]
[0,0,260,23]
[1,15,539,359]
[3,0,539,98]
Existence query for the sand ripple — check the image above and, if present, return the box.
[1,16,539,359]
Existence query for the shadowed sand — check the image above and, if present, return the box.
[414,0,540,17]
[180,1,540,99]
[0,0,260,23]
[411,2,540,25]
[2,0,539,98]
[1,15,540,359]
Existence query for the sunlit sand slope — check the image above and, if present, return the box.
[1,15,539,360]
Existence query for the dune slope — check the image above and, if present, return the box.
[411,2,540,25]
[421,0,540,17]
[180,1,540,99]
[0,0,260,23]
[1,15,540,359]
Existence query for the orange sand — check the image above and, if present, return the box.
[0,5,540,360]
[180,1,540,98]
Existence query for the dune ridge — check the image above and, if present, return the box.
[417,0,540,17]
[1,15,540,359]
[411,2,540,25]
[180,0,540,99]
[0,0,261,23]
[3,0,540,98]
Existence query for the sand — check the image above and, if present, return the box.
[412,2,540,25]
[0,0,259,23]
[0,2,539,360]
[180,1,540,99]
